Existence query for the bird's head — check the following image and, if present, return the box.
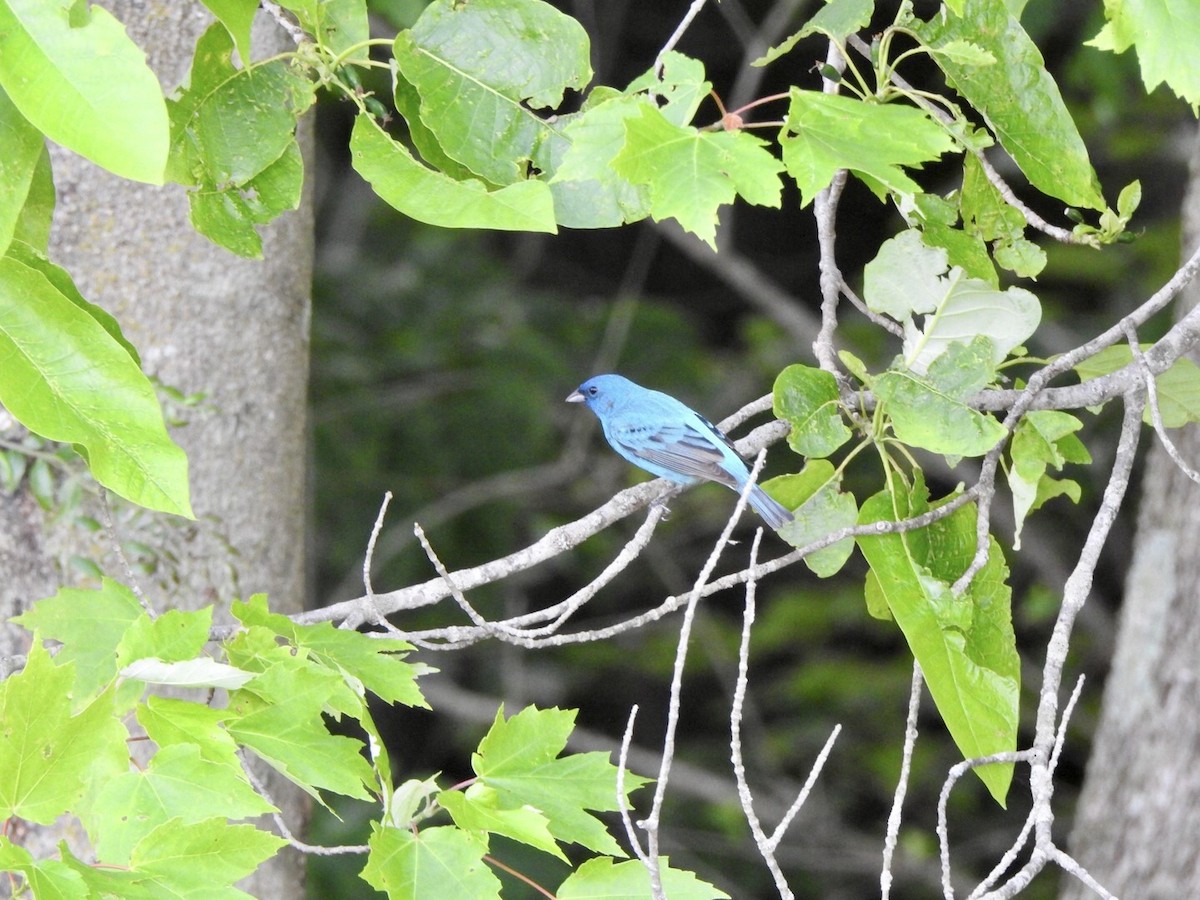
[565,374,630,414]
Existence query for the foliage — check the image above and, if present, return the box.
[2,0,1200,896]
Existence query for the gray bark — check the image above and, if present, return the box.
[1,5,312,897]
[1062,127,1200,899]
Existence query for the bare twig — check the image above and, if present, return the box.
[881,663,923,899]
[99,491,155,617]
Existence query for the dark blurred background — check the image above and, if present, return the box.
[304,2,1194,896]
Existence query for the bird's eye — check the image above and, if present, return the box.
[587,386,598,396]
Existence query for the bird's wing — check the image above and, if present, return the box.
[613,416,745,489]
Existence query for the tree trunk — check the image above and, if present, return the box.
[1,6,313,897]
[1062,127,1200,898]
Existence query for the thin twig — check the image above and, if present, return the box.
[642,452,767,897]
[99,491,155,617]
[881,663,923,899]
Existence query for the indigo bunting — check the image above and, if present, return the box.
[566,374,794,529]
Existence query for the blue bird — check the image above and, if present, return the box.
[566,374,794,530]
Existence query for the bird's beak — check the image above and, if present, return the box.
[565,389,585,403]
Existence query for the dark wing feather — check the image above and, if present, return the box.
[613,417,745,488]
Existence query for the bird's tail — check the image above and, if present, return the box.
[748,485,794,531]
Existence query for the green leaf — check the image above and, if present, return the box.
[117,607,213,668]
[278,0,369,61]
[780,90,955,206]
[0,641,129,824]
[0,837,88,900]
[558,856,731,900]
[1088,0,1200,108]
[545,93,653,228]
[772,364,850,458]
[5,239,141,364]
[232,594,433,708]
[137,696,243,769]
[167,24,313,255]
[393,0,591,185]
[226,663,376,801]
[11,145,54,252]
[439,783,565,861]
[930,39,997,67]
[0,86,44,258]
[0,255,192,515]
[130,817,285,890]
[914,0,1104,209]
[88,744,275,865]
[1075,344,1200,426]
[362,824,501,900]
[12,579,146,704]
[351,114,557,233]
[754,0,875,67]
[993,236,1046,278]
[863,230,1040,373]
[473,705,649,856]
[612,105,784,249]
[188,141,305,259]
[199,0,257,63]
[0,0,169,183]
[625,51,712,127]
[168,28,313,186]
[766,460,858,576]
[1008,410,1088,548]
[874,338,1008,458]
[857,490,1018,804]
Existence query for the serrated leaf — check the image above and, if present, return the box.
[473,705,649,856]
[232,594,432,708]
[1088,0,1200,108]
[12,579,146,704]
[772,364,850,458]
[559,856,730,900]
[88,744,275,865]
[612,104,783,249]
[754,0,875,67]
[1075,344,1200,426]
[351,114,557,233]
[544,94,652,228]
[226,663,376,801]
[0,256,192,515]
[393,0,591,185]
[914,0,1104,209]
[0,837,88,900]
[781,90,955,206]
[137,696,243,769]
[362,824,501,900]
[117,607,213,668]
[0,0,168,183]
[130,817,285,888]
[625,51,711,127]
[766,461,858,576]
[857,490,1018,804]
[440,783,566,861]
[0,642,129,824]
